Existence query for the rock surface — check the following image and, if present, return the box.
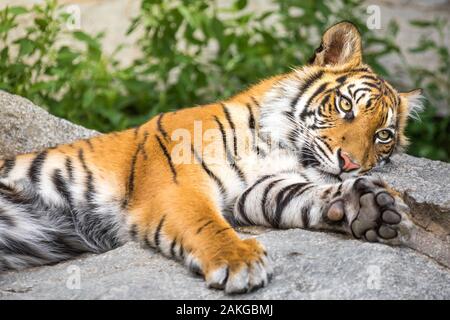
[0,90,449,299]
[0,90,98,158]
[1,229,450,300]
[374,155,450,239]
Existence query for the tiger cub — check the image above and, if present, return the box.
[0,22,422,293]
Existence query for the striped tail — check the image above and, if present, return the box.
[0,148,128,271]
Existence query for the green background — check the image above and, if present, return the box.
[0,0,448,161]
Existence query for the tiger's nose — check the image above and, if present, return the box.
[338,150,360,172]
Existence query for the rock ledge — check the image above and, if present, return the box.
[0,90,449,299]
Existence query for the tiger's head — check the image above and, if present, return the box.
[261,21,423,180]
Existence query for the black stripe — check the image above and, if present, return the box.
[300,145,320,168]
[320,138,333,156]
[332,184,342,198]
[129,224,138,241]
[156,135,178,183]
[123,145,140,208]
[0,181,14,193]
[362,81,380,89]
[299,172,310,182]
[170,237,177,257]
[0,207,15,227]
[365,98,374,111]
[138,131,149,160]
[196,220,213,234]
[157,113,170,141]
[29,151,48,185]
[191,145,226,193]
[251,96,261,108]
[309,142,330,164]
[322,94,331,108]
[51,169,72,206]
[336,75,347,84]
[271,183,302,227]
[359,74,378,81]
[261,179,284,225]
[0,158,16,177]
[221,103,238,157]
[84,139,94,151]
[347,84,355,97]
[246,103,257,153]
[255,145,265,157]
[291,71,324,111]
[356,93,366,105]
[154,215,166,249]
[213,116,228,160]
[272,183,309,228]
[133,125,141,138]
[78,149,95,204]
[301,205,311,228]
[179,243,185,259]
[314,140,333,163]
[0,181,34,211]
[353,88,371,99]
[215,227,232,235]
[144,236,152,248]
[214,116,246,184]
[347,67,370,73]
[295,184,313,197]
[123,132,149,207]
[65,157,74,182]
[287,127,299,146]
[300,82,328,120]
[246,103,256,130]
[1,235,50,261]
[237,175,274,225]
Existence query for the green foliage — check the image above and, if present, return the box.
[0,0,448,161]
[404,18,450,161]
[129,0,398,110]
[0,0,143,130]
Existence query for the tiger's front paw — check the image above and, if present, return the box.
[202,238,273,294]
[327,176,408,243]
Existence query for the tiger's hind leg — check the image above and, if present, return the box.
[128,186,273,294]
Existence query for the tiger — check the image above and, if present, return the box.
[0,21,422,294]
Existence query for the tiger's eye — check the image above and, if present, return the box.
[339,98,352,112]
[376,130,392,142]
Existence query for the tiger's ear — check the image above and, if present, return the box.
[310,21,362,67]
[399,89,424,119]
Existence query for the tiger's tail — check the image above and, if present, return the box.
[0,135,132,271]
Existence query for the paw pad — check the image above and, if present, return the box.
[350,179,403,242]
[328,177,405,243]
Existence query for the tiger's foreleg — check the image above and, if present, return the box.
[234,172,413,243]
[128,187,272,294]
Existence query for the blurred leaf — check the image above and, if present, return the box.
[233,0,248,11]
[16,38,35,56]
[410,20,436,28]
[35,18,48,31]
[8,6,28,16]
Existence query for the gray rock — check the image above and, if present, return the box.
[0,90,98,158]
[371,155,450,268]
[1,229,449,299]
[374,154,450,239]
[0,90,449,299]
